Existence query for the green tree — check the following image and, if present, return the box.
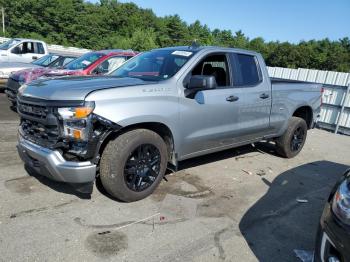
[0,0,349,72]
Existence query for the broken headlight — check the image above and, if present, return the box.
[332,170,350,225]
[58,101,95,141]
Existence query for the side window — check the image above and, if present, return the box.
[23,42,35,54]
[93,56,127,74]
[62,57,75,66]
[36,43,45,54]
[11,44,22,54]
[105,56,126,73]
[234,54,261,86]
[41,55,59,66]
[191,54,230,87]
[11,42,33,54]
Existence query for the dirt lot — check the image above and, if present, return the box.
[0,92,349,262]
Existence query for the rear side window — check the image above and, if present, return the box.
[234,54,261,86]
[37,43,45,54]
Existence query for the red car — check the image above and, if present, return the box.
[44,49,137,78]
[7,49,137,104]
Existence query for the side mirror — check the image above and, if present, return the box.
[11,46,21,54]
[187,75,217,90]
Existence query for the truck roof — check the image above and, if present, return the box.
[153,45,260,56]
[13,38,46,44]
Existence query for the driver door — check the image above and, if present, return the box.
[178,52,241,158]
[9,41,37,63]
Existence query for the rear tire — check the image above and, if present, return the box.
[100,129,168,202]
[275,116,307,158]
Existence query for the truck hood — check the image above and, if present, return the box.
[19,76,154,101]
[44,68,84,76]
[12,68,85,84]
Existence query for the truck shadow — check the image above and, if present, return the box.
[24,165,92,199]
[177,141,277,170]
[239,160,349,262]
[95,142,276,201]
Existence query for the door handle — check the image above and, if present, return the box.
[32,56,38,60]
[259,93,269,99]
[226,95,239,102]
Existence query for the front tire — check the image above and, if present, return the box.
[100,129,168,202]
[275,116,308,158]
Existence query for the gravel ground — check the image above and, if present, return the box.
[0,93,349,262]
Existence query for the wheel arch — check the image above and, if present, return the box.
[98,122,177,169]
[292,105,313,129]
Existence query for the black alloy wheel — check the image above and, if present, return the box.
[124,144,161,192]
[290,126,305,152]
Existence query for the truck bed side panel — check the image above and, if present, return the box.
[269,81,321,137]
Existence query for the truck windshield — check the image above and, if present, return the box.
[64,52,104,70]
[32,54,59,66]
[111,49,196,81]
[0,39,21,50]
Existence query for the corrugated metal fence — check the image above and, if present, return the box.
[268,67,350,135]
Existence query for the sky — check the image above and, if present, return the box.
[111,0,350,43]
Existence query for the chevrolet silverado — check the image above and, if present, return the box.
[16,46,322,202]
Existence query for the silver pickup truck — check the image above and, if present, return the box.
[16,46,322,202]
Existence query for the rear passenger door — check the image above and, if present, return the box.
[228,52,271,140]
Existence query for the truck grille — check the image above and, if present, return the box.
[21,119,60,148]
[17,99,61,148]
[6,77,20,93]
[17,101,48,119]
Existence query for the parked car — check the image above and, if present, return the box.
[16,46,322,202]
[6,49,136,104]
[315,168,350,262]
[0,38,49,63]
[0,53,77,90]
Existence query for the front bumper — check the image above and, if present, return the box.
[17,135,96,183]
[314,202,350,262]
[4,88,16,103]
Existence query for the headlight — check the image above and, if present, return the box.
[332,173,350,225]
[58,101,95,141]
[17,84,27,95]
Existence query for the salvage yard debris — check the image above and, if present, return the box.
[294,249,314,262]
[296,199,309,203]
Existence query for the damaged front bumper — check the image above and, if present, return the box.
[17,134,96,183]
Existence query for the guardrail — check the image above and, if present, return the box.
[268,66,350,135]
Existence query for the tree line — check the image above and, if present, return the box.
[1,0,349,72]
